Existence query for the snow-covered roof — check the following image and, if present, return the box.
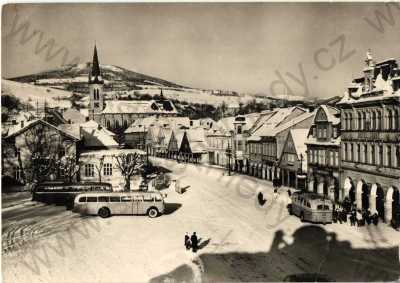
[81,126,118,148]
[80,148,145,157]
[4,119,80,141]
[289,128,309,171]
[102,100,177,115]
[62,108,86,124]
[248,108,312,141]
[315,105,340,125]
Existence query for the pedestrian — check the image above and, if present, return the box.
[333,208,338,223]
[273,188,279,200]
[287,189,292,197]
[365,209,371,225]
[372,213,379,226]
[191,232,198,253]
[185,233,191,250]
[350,209,356,226]
[257,192,267,206]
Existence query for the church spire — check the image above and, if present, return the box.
[89,44,103,84]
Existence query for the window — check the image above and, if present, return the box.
[349,143,354,161]
[395,109,399,130]
[98,196,109,202]
[371,145,375,165]
[123,120,128,129]
[362,112,366,130]
[371,111,376,130]
[387,145,392,167]
[387,109,393,130]
[106,120,111,129]
[103,163,112,176]
[86,196,97,202]
[287,154,295,163]
[334,152,339,166]
[333,127,338,138]
[115,120,120,129]
[364,144,368,164]
[237,125,242,134]
[378,145,383,166]
[343,143,348,161]
[110,196,121,202]
[323,129,327,138]
[376,111,382,130]
[121,196,133,202]
[78,196,86,203]
[397,146,400,168]
[348,113,353,130]
[357,144,361,163]
[85,164,95,177]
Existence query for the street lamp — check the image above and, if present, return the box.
[226,144,232,176]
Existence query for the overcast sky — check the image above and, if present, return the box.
[2,3,399,98]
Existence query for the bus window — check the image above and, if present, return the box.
[87,196,97,202]
[79,196,87,203]
[317,204,330,210]
[155,195,163,201]
[144,195,154,201]
[110,196,121,202]
[121,196,133,202]
[98,196,109,202]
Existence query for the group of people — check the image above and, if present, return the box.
[333,198,380,227]
[184,232,199,253]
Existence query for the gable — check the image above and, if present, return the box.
[315,108,328,122]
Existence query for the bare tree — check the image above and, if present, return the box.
[114,152,144,191]
[60,155,80,183]
[19,122,62,187]
[94,156,105,183]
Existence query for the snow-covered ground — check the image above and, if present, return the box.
[2,79,72,109]
[2,159,399,283]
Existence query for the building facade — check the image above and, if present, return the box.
[338,53,400,224]
[306,105,341,201]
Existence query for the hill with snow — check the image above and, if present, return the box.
[7,63,273,108]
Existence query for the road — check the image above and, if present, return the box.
[2,158,400,282]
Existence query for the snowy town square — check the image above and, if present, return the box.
[2,2,400,283]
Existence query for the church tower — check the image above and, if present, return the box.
[89,44,104,119]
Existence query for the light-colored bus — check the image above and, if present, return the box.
[288,192,333,224]
[72,191,165,218]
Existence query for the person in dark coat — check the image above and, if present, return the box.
[185,233,191,250]
[191,232,198,253]
[372,213,379,226]
[257,192,267,206]
[333,209,338,223]
[287,189,292,197]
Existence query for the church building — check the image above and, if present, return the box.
[88,45,178,131]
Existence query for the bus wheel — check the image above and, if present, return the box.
[148,207,159,218]
[98,207,110,218]
[300,212,305,222]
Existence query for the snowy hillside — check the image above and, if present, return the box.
[1,79,72,109]
[8,63,271,107]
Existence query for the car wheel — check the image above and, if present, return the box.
[300,212,305,222]
[148,207,159,218]
[98,207,110,218]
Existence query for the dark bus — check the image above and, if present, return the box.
[32,182,113,209]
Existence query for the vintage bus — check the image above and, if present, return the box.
[32,182,113,208]
[288,192,333,224]
[72,191,165,218]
